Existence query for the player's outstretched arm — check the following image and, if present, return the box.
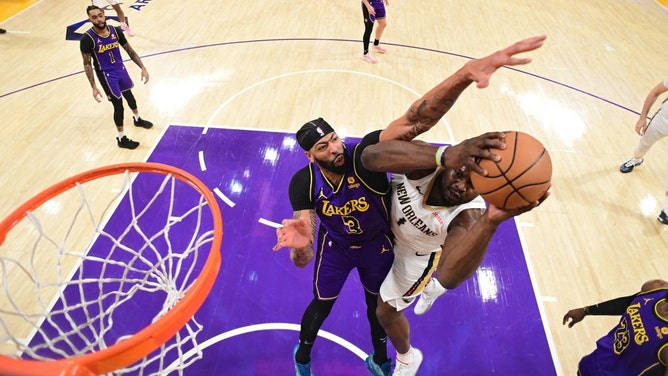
[379,35,546,143]
[434,191,548,290]
[361,132,505,176]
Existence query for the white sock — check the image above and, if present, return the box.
[117,131,125,139]
[431,278,447,294]
[663,196,668,213]
[133,114,140,121]
[396,347,414,364]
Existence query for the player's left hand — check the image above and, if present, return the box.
[485,190,550,224]
[465,35,547,89]
[141,68,150,84]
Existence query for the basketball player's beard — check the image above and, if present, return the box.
[317,153,348,175]
[94,20,107,30]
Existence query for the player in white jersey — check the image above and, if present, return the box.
[619,77,668,225]
[91,0,134,36]
[361,138,548,376]
[382,168,486,311]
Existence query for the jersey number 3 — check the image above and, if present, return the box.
[342,215,362,234]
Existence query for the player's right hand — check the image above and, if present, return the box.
[272,219,310,251]
[92,88,103,103]
[635,118,648,136]
[444,132,506,176]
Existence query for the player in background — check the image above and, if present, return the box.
[80,5,153,149]
[92,0,135,36]
[563,279,668,376]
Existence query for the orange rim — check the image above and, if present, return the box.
[0,163,223,376]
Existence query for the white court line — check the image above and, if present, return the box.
[163,322,367,374]
[201,68,455,142]
[258,218,282,228]
[213,187,235,207]
[514,217,564,375]
[198,150,207,171]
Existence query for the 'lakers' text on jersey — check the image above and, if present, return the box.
[309,142,390,248]
[81,25,127,72]
[579,288,668,375]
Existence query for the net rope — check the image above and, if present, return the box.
[0,168,213,375]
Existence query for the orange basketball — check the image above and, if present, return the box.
[470,131,552,209]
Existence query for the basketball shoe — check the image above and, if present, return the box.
[393,348,423,376]
[121,22,135,36]
[619,157,643,173]
[117,135,139,150]
[362,53,377,64]
[364,353,391,376]
[658,210,668,225]
[293,345,314,376]
[134,117,153,129]
[373,45,387,54]
[413,277,447,315]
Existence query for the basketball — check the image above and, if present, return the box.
[470,131,552,209]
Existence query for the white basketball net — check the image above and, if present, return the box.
[0,168,216,375]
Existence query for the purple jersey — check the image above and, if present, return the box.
[308,141,390,248]
[80,26,127,72]
[288,131,394,298]
[579,288,668,375]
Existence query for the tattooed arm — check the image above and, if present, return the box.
[378,35,546,142]
[121,41,150,84]
[81,51,103,102]
[273,209,316,268]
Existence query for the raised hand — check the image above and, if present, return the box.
[464,35,547,89]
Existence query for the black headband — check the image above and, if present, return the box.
[296,118,335,151]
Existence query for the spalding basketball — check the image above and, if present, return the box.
[470,131,552,209]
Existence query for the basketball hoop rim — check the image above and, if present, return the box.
[0,162,223,376]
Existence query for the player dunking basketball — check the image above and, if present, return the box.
[361,136,548,375]
[273,35,547,376]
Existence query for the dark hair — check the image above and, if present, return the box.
[86,5,102,15]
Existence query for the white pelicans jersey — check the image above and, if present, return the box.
[390,168,486,256]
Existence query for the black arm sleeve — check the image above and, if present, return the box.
[586,293,639,316]
[115,26,128,46]
[80,33,94,54]
[354,130,390,193]
[288,167,313,211]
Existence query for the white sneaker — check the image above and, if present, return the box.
[373,45,387,54]
[121,22,135,37]
[362,53,377,64]
[393,348,423,376]
[413,278,447,315]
